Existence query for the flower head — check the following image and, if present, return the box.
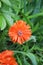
[0,50,18,65]
[8,20,32,44]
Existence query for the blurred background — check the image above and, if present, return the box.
[0,0,43,65]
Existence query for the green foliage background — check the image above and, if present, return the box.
[0,0,43,65]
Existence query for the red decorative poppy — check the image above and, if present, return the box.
[0,50,18,65]
[8,20,32,44]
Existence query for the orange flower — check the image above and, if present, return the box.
[0,50,18,65]
[8,20,32,44]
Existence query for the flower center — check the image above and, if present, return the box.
[18,31,22,36]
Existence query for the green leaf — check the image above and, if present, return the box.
[27,53,37,65]
[30,36,36,42]
[23,57,30,65]
[1,0,11,6]
[28,12,43,19]
[0,1,1,8]
[3,13,13,26]
[14,51,37,65]
[22,13,33,27]
[32,23,39,33]
[32,0,41,14]
[17,56,22,65]
[23,0,27,13]
[0,14,6,30]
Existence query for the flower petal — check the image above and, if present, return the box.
[2,50,13,58]
[12,34,18,42]
[17,37,22,44]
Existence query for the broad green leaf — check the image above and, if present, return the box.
[0,14,6,30]
[27,53,37,65]
[2,10,20,20]
[0,1,1,8]
[14,51,37,65]
[3,13,13,26]
[1,0,11,6]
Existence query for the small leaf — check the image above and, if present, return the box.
[0,14,6,30]
[30,36,36,42]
